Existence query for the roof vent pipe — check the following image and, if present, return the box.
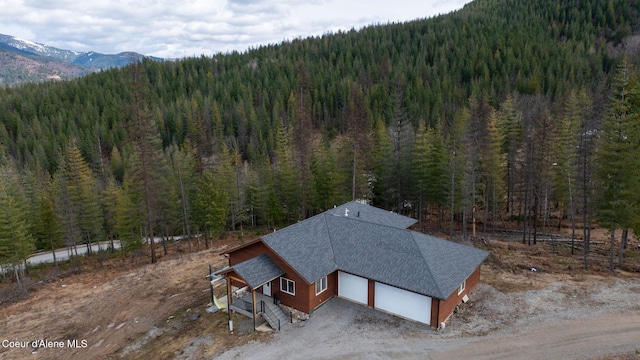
[345,208,349,217]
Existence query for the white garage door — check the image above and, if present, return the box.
[338,271,368,305]
[375,282,431,325]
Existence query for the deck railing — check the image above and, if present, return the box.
[259,300,281,331]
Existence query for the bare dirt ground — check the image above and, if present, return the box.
[0,237,246,360]
[0,233,639,360]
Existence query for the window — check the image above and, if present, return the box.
[315,276,328,295]
[458,280,466,295]
[280,277,295,295]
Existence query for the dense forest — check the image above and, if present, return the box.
[1,0,640,289]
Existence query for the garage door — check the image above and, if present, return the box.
[338,271,368,305]
[374,282,431,325]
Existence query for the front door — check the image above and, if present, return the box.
[263,281,271,297]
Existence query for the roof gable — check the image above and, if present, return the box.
[262,214,337,284]
[228,253,285,289]
[412,232,489,298]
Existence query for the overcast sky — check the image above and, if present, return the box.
[1,0,471,59]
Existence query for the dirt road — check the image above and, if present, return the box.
[429,311,640,359]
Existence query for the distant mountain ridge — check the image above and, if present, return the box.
[0,33,162,86]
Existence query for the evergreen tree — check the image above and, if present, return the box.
[273,117,301,223]
[497,94,523,219]
[127,62,163,263]
[165,144,196,248]
[37,191,63,268]
[116,174,144,261]
[446,107,471,239]
[101,176,122,253]
[478,108,504,235]
[553,89,587,253]
[191,171,229,242]
[57,140,104,260]
[0,166,35,295]
[594,59,640,270]
[371,119,395,210]
[309,140,348,212]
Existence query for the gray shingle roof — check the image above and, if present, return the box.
[253,202,488,299]
[327,216,489,299]
[262,214,337,284]
[412,232,489,298]
[230,254,285,289]
[325,201,418,229]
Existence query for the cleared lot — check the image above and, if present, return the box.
[216,277,640,360]
[1,237,638,359]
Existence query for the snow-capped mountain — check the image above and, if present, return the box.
[0,33,162,86]
[0,34,80,62]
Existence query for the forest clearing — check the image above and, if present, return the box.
[2,1,640,359]
[0,227,638,360]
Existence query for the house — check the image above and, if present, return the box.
[216,201,489,330]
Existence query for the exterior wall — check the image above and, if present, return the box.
[367,279,375,307]
[308,271,338,313]
[228,240,485,325]
[228,240,271,266]
[430,297,440,327]
[228,240,312,314]
[433,266,482,327]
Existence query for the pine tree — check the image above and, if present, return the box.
[127,62,163,263]
[273,117,301,223]
[56,140,104,262]
[38,191,63,268]
[497,95,523,218]
[191,171,229,241]
[594,59,640,271]
[309,140,347,212]
[479,108,504,235]
[162,144,196,251]
[371,119,395,210]
[0,166,35,295]
[553,90,586,253]
[116,174,144,261]
[446,107,471,239]
[101,176,122,253]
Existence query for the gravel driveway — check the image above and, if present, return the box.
[216,277,640,360]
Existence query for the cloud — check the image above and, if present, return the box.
[0,0,471,58]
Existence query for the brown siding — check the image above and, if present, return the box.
[430,297,440,327]
[228,239,313,314]
[367,279,375,307]
[308,271,338,313]
[434,266,482,327]
[229,241,271,266]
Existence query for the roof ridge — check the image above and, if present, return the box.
[329,213,410,229]
[411,231,445,299]
[322,213,339,269]
[327,202,417,229]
